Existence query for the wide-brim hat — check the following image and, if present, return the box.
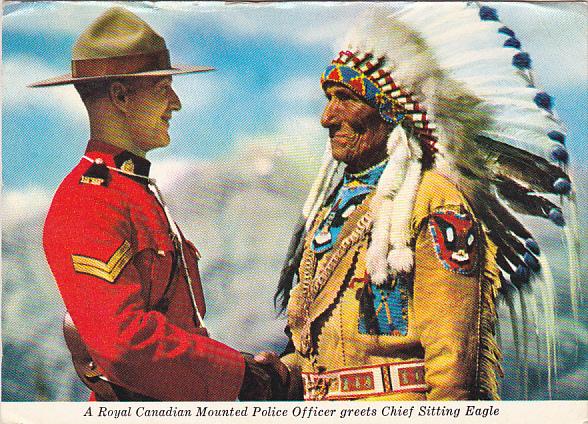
[29,7,213,88]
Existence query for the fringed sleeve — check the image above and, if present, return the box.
[411,170,502,400]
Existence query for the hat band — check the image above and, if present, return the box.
[71,50,171,78]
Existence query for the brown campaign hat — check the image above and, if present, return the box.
[29,7,213,87]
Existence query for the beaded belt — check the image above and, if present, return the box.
[302,360,427,400]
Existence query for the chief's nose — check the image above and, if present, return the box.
[321,97,338,128]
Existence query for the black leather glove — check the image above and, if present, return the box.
[264,361,289,401]
[238,353,272,401]
[248,351,293,400]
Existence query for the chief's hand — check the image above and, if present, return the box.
[254,351,290,400]
[238,353,272,401]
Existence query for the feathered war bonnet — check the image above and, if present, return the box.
[277,3,578,393]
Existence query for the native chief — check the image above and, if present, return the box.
[257,4,575,400]
[35,7,278,401]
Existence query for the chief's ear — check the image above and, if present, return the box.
[109,81,130,113]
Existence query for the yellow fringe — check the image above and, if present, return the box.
[477,236,503,400]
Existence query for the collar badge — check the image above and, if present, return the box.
[121,159,135,174]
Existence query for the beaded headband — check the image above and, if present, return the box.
[321,50,438,154]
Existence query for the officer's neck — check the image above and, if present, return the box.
[87,106,147,158]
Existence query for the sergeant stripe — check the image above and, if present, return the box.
[72,240,132,283]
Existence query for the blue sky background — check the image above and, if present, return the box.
[2,2,587,402]
[2,2,587,190]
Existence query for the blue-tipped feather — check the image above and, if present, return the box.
[523,252,541,272]
[512,264,530,285]
[553,178,572,195]
[548,208,565,226]
[479,6,499,21]
[551,146,569,164]
[498,26,515,36]
[548,131,565,144]
[504,37,521,49]
[525,238,540,255]
[513,52,532,69]
[534,92,553,111]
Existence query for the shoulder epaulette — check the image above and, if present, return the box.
[80,160,110,186]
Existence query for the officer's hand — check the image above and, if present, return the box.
[238,353,272,401]
[254,351,290,400]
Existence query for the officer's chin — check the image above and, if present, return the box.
[154,132,172,148]
[139,134,171,153]
[159,133,171,148]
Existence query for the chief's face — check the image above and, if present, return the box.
[125,76,181,152]
[321,84,390,172]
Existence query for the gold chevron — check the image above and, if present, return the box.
[72,240,132,283]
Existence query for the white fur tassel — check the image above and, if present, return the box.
[367,125,413,286]
[371,125,411,208]
[386,156,422,275]
[368,195,395,285]
[386,132,422,276]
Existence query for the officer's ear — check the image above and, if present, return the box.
[109,81,130,113]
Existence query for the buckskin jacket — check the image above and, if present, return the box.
[283,169,502,401]
[43,139,245,401]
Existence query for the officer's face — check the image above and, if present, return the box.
[321,84,390,172]
[125,76,181,151]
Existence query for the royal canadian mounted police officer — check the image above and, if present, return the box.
[34,7,279,401]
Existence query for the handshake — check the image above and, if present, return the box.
[238,352,300,401]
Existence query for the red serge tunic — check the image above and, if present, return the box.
[43,140,245,401]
